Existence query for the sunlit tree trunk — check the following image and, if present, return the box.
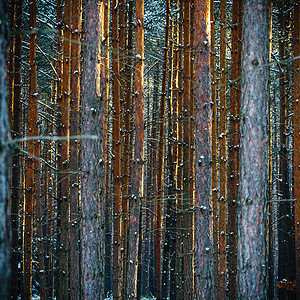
[227,0,242,298]
[24,2,37,298]
[156,1,170,298]
[69,0,82,298]
[0,2,10,298]
[237,0,270,297]
[10,1,22,298]
[294,1,300,298]
[126,0,144,297]
[194,0,214,298]
[81,0,105,298]
[111,0,122,298]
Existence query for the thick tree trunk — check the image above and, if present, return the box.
[81,1,105,298]
[126,0,144,297]
[193,0,214,298]
[0,2,10,298]
[237,0,270,298]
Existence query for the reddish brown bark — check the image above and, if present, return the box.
[112,0,122,298]
[69,0,82,298]
[81,0,105,298]
[194,0,214,298]
[294,1,300,298]
[237,0,270,297]
[24,1,37,298]
[57,0,72,297]
[227,0,242,298]
[218,0,227,297]
[182,1,193,298]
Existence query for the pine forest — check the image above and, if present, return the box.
[0,0,300,299]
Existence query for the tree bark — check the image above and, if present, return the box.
[194,0,214,298]
[24,2,37,298]
[81,1,105,298]
[126,0,144,297]
[227,0,242,298]
[237,0,270,298]
[70,0,82,298]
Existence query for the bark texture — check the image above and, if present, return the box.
[237,0,270,298]
[193,0,214,299]
[81,1,105,298]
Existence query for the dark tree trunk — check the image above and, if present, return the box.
[237,0,270,298]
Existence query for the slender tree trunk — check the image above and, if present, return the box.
[81,1,105,298]
[156,2,170,298]
[182,1,193,298]
[112,0,122,298]
[175,3,184,298]
[210,1,219,297]
[57,0,72,297]
[126,0,144,297]
[227,1,242,298]
[294,1,300,298]
[194,0,214,298]
[0,2,10,298]
[237,0,270,298]
[10,1,22,298]
[69,0,82,298]
[24,2,37,298]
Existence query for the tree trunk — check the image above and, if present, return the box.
[193,0,214,298]
[0,2,10,298]
[81,1,105,298]
[227,1,242,298]
[70,0,82,298]
[24,2,37,298]
[294,1,300,298]
[218,0,227,297]
[57,0,72,297]
[156,1,170,298]
[126,0,144,297]
[237,0,270,298]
